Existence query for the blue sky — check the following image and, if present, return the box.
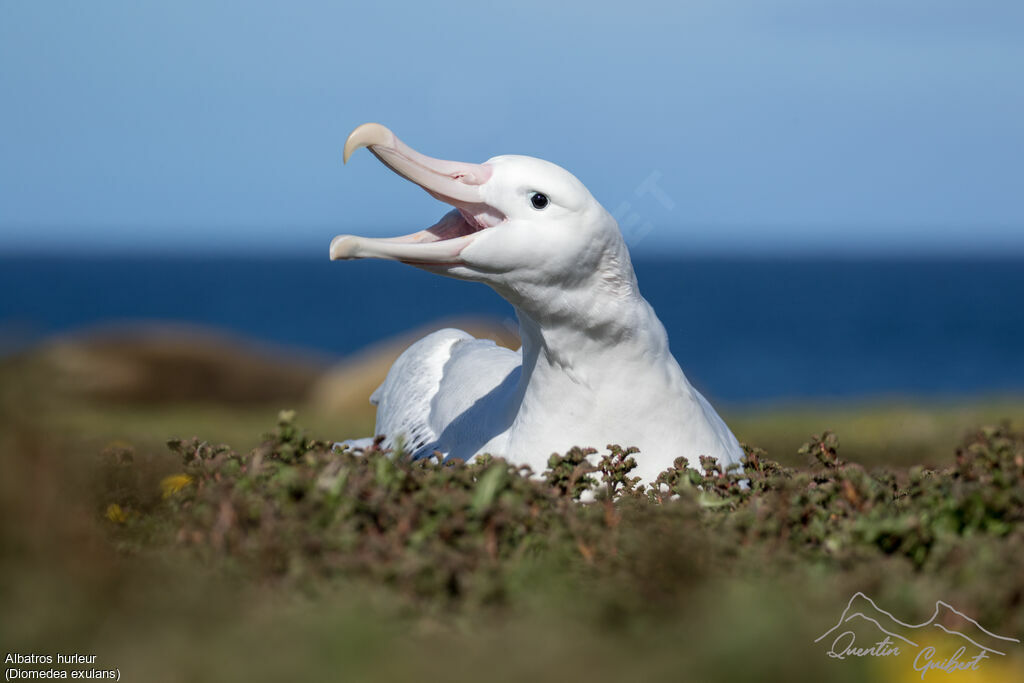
[1,1,1022,255]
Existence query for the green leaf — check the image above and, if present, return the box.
[472,463,507,515]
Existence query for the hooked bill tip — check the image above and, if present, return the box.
[344,122,394,164]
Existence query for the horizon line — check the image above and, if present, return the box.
[3,247,1024,261]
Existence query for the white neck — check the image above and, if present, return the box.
[493,242,696,453]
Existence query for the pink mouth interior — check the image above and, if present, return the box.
[418,206,505,243]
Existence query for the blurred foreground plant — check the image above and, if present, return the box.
[99,413,1024,629]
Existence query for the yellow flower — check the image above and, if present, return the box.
[105,503,127,523]
[160,473,193,499]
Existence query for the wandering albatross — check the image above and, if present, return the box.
[331,123,743,483]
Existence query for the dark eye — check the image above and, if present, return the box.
[530,192,549,210]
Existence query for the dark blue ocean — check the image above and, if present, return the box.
[1,256,1022,404]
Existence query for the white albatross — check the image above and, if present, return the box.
[331,123,743,483]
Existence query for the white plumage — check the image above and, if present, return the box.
[371,328,520,461]
[331,123,743,483]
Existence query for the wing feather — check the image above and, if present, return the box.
[372,328,520,460]
[372,328,471,456]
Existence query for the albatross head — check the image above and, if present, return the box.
[330,123,629,295]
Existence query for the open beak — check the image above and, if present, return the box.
[330,123,501,264]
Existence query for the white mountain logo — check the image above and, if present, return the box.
[815,592,1020,678]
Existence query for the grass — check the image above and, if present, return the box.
[729,397,1024,467]
[35,394,1024,468]
[1,352,1023,682]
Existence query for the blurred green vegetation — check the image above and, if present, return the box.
[729,398,1024,467]
[1,349,1022,683]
